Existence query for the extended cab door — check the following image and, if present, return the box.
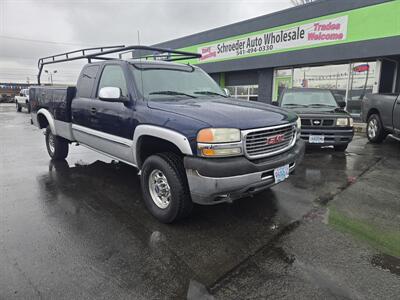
[71,64,100,129]
[83,63,136,163]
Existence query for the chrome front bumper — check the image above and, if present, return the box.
[186,162,296,205]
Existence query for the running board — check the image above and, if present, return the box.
[388,134,400,142]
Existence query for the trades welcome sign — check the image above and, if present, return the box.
[199,16,348,63]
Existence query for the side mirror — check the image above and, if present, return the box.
[223,88,231,97]
[98,87,126,102]
[337,100,346,108]
[334,94,346,108]
[272,101,279,106]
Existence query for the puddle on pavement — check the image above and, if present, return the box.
[371,253,400,276]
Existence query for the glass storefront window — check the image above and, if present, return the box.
[226,85,258,101]
[274,69,293,101]
[347,62,377,115]
[292,64,349,91]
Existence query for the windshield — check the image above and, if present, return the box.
[281,90,338,108]
[130,65,226,100]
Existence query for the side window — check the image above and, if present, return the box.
[76,65,99,98]
[97,65,128,98]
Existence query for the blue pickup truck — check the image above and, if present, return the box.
[30,46,305,223]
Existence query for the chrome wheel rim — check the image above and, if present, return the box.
[148,169,171,209]
[48,132,55,154]
[368,119,378,139]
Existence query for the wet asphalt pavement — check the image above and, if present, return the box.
[0,103,399,299]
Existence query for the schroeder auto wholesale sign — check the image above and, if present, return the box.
[198,16,348,63]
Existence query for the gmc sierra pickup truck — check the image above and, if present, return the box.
[277,88,354,151]
[30,46,305,223]
[362,93,400,143]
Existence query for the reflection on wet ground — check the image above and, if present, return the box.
[0,104,399,299]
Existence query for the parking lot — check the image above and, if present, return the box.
[0,103,399,299]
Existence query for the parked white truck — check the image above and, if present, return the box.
[15,88,30,112]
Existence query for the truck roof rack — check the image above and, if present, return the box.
[37,45,202,84]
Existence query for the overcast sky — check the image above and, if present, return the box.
[0,0,293,84]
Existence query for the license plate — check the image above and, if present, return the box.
[309,135,325,144]
[274,164,290,184]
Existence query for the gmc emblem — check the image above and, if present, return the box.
[267,134,284,145]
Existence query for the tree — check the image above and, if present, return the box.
[291,0,315,6]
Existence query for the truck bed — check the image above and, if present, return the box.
[30,86,76,123]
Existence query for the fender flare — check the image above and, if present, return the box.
[37,108,57,135]
[133,125,193,166]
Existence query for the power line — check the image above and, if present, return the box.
[0,35,94,47]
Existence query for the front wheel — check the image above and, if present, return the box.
[367,114,387,143]
[140,153,193,223]
[45,126,69,160]
[16,104,22,112]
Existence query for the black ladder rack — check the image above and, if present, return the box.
[37,45,201,84]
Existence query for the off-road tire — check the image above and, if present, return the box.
[367,113,387,143]
[45,126,69,160]
[16,104,22,112]
[140,153,193,223]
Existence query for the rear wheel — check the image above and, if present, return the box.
[140,153,193,223]
[45,126,69,160]
[367,114,387,143]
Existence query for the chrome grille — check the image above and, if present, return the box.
[244,124,296,159]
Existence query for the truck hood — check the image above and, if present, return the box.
[148,97,297,130]
[286,107,351,118]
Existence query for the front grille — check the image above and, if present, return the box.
[244,124,296,159]
[323,119,334,126]
[301,118,335,127]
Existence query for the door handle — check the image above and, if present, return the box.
[90,107,97,114]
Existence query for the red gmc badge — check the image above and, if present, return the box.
[267,134,284,145]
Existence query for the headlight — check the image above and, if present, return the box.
[199,146,242,157]
[197,128,240,143]
[336,118,349,126]
[197,128,242,157]
[296,117,301,129]
[295,117,301,140]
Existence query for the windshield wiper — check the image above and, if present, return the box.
[194,91,227,97]
[307,104,336,108]
[149,91,197,98]
[283,103,308,107]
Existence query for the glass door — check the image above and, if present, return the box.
[346,62,378,116]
